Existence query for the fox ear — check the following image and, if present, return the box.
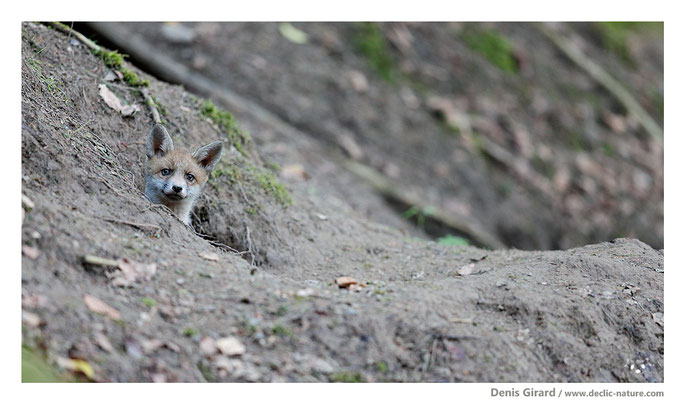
[146,124,174,158]
[193,141,224,172]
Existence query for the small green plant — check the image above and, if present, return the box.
[275,305,288,317]
[355,22,397,82]
[183,327,199,337]
[141,297,156,308]
[437,235,470,246]
[463,29,518,74]
[402,206,435,228]
[375,360,388,373]
[272,324,293,337]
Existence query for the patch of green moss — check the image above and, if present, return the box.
[354,22,397,82]
[463,29,519,74]
[94,49,149,87]
[197,360,217,382]
[272,324,293,337]
[183,327,199,337]
[209,161,243,185]
[200,99,250,156]
[249,166,293,207]
[375,360,388,373]
[330,371,366,383]
[141,297,156,308]
[595,22,662,66]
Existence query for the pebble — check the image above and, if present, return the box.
[216,336,246,356]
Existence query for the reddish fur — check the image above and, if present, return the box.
[147,149,209,185]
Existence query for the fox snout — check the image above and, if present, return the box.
[164,182,187,200]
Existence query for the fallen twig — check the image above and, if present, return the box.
[82,255,119,267]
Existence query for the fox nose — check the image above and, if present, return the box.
[172,185,183,193]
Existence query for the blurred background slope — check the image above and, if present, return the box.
[82,22,663,250]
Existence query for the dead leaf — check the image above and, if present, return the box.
[278,23,309,44]
[83,294,121,320]
[93,333,114,353]
[109,258,157,287]
[457,263,475,276]
[199,251,219,262]
[281,164,310,181]
[22,245,40,259]
[141,339,165,354]
[335,276,358,288]
[56,357,95,380]
[216,336,246,356]
[98,84,141,117]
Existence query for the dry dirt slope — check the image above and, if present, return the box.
[21,22,664,382]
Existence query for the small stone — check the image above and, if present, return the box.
[151,373,167,383]
[22,245,40,260]
[296,288,315,297]
[457,263,474,276]
[335,276,358,288]
[199,336,217,356]
[199,251,219,262]
[22,311,41,327]
[216,336,246,356]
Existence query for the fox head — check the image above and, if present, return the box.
[144,124,223,225]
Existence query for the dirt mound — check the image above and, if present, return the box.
[22,22,663,382]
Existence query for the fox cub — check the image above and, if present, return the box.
[145,124,223,225]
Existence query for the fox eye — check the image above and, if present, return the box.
[161,168,172,176]
[186,173,195,182]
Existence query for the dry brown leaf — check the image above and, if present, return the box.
[98,84,141,117]
[93,333,114,353]
[109,258,157,287]
[199,251,219,262]
[281,164,310,181]
[83,294,121,320]
[335,276,358,288]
